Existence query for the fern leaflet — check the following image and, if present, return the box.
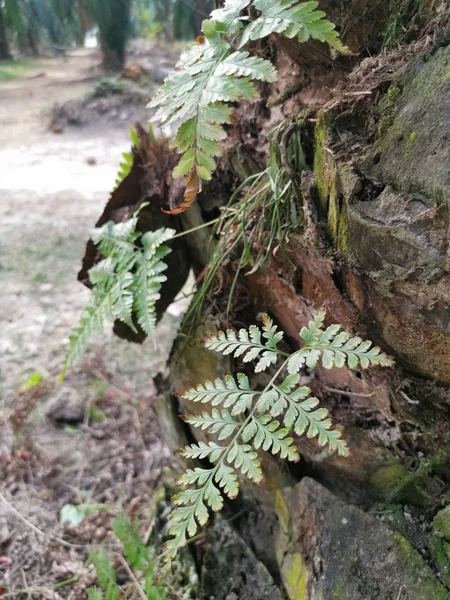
[62,212,175,375]
[165,311,392,562]
[149,0,348,213]
[88,548,119,600]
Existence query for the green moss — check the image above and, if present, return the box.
[404,131,417,157]
[337,202,351,255]
[327,175,339,243]
[282,553,308,600]
[313,113,333,214]
[431,535,450,588]
[387,450,450,505]
[377,84,402,138]
[370,463,409,496]
[432,507,450,586]
[433,506,450,540]
[331,582,347,600]
[392,533,449,599]
[275,490,290,535]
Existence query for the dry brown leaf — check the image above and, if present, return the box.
[161,170,201,215]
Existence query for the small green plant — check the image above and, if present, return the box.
[93,77,128,98]
[88,515,167,600]
[149,0,348,212]
[62,210,175,375]
[165,311,392,560]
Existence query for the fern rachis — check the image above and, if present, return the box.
[165,311,392,561]
[149,0,349,213]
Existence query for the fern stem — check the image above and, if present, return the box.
[172,216,222,239]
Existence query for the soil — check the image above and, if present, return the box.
[0,45,186,598]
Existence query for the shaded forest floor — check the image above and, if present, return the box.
[0,45,187,598]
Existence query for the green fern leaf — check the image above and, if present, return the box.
[185,408,240,440]
[148,1,347,212]
[88,548,120,600]
[181,441,226,461]
[242,415,299,461]
[204,315,284,372]
[239,0,348,52]
[112,515,149,573]
[181,373,256,414]
[87,588,104,600]
[287,311,394,374]
[214,463,239,498]
[166,313,391,561]
[63,218,175,375]
[211,0,252,33]
[271,386,348,455]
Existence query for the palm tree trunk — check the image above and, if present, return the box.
[0,4,12,60]
[100,35,125,71]
[76,1,89,47]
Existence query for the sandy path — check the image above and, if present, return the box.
[0,48,181,399]
[0,46,185,598]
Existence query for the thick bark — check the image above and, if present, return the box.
[0,5,12,60]
[100,36,125,71]
[162,2,450,598]
[80,0,450,597]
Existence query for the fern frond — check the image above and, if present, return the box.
[239,0,349,52]
[165,312,392,562]
[149,1,347,212]
[204,314,284,372]
[132,236,174,340]
[63,270,134,372]
[63,217,175,375]
[150,27,276,212]
[88,548,120,600]
[287,310,394,374]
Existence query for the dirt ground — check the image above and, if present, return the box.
[0,46,188,598]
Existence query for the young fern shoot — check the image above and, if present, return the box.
[165,311,392,561]
[149,0,349,213]
[62,211,175,376]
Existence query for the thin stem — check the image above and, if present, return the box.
[171,216,221,239]
[117,555,148,600]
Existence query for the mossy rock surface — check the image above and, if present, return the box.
[276,478,448,599]
[370,44,450,203]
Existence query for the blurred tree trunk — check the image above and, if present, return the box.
[0,4,12,59]
[100,35,125,71]
[87,0,130,71]
[76,1,89,47]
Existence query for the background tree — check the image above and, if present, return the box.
[86,0,131,71]
[0,3,12,59]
